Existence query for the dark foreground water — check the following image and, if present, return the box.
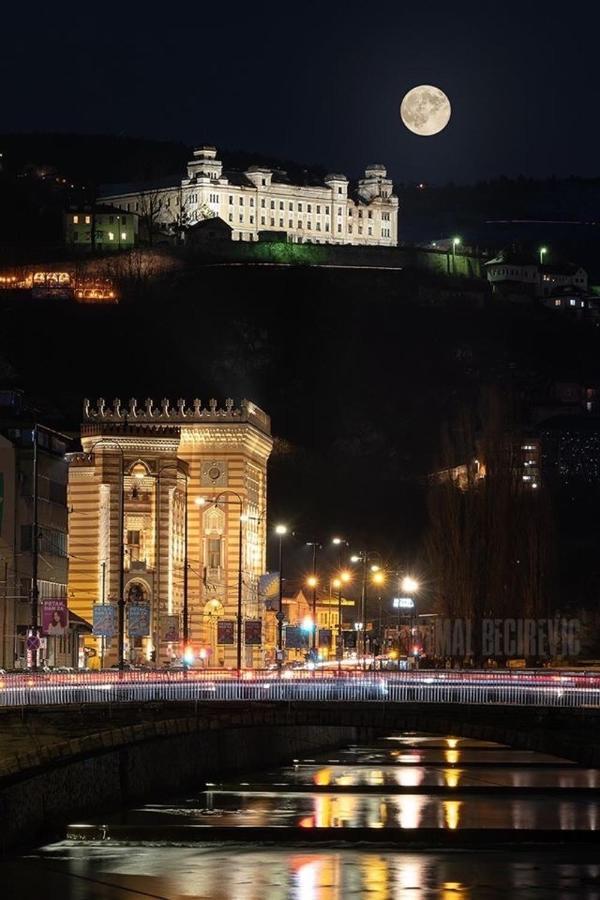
[4,733,600,899]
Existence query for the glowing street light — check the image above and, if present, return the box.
[274,524,289,670]
[306,575,318,588]
[539,246,548,265]
[401,576,419,594]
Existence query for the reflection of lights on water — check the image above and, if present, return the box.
[397,859,424,891]
[442,882,466,900]
[396,767,424,788]
[397,753,421,764]
[299,816,314,828]
[335,773,356,786]
[362,855,389,899]
[313,768,331,786]
[294,858,320,900]
[396,795,427,829]
[446,738,459,749]
[445,749,459,765]
[367,769,384,786]
[443,768,462,788]
[443,800,462,830]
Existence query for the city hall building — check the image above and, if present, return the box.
[67,396,272,667]
[100,145,399,246]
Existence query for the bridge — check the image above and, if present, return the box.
[1,668,599,708]
[2,670,600,850]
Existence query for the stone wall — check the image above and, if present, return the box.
[0,706,361,851]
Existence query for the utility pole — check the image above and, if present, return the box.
[30,424,40,670]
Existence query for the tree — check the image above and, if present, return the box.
[426,388,557,660]
[138,189,164,246]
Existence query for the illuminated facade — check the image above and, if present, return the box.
[64,206,138,250]
[67,396,272,667]
[100,145,399,246]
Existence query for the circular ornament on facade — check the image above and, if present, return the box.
[208,465,222,481]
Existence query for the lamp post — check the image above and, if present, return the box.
[305,541,321,657]
[452,236,461,274]
[275,524,287,672]
[371,569,386,659]
[539,246,548,266]
[400,575,420,666]
[332,569,351,674]
[350,550,381,669]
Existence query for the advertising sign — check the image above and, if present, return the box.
[41,598,68,636]
[244,619,262,645]
[318,628,332,648]
[285,625,308,649]
[128,602,150,637]
[160,615,180,642]
[217,620,235,645]
[93,603,117,637]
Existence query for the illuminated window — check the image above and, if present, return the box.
[108,232,114,241]
[121,231,127,240]
[73,215,79,224]
[85,215,91,224]
[208,538,221,569]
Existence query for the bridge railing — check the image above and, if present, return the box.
[1,670,599,708]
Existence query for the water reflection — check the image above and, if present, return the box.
[9,845,600,900]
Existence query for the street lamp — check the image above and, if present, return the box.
[350,550,382,668]
[451,236,461,274]
[275,524,288,671]
[401,575,419,594]
[371,569,385,657]
[305,541,321,656]
[306,574,319,652]
[539,246,548,265]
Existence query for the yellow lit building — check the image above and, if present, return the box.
[67,396,272,667]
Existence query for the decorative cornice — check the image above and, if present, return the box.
[83,397,271,436]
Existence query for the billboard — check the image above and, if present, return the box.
[318,628,332,648]
[41,598,68,636]
[93,603,117,637]
[217,620,234,645]
[285,625,308,649]
[128,602,150,637]
[160,615,180,642]
[244,619,262,645]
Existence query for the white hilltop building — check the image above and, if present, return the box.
[99,145,399,246]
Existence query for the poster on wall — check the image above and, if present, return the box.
[318,628,332,648]
[284,625,308,649]
[93,603,116,637]
[244,619,262,645]
[128,602,150,637]
[160,615,180,642]
[41,598,68,636]
[217,620,234,645]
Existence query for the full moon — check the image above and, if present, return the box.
[400,85,451,136]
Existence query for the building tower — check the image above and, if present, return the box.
[67,397,272,667]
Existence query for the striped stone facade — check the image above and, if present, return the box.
[67,397,272,667]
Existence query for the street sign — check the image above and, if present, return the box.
[393,597,415,609]
[26,634,41,651]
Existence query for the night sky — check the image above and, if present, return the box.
[4,1,599,184]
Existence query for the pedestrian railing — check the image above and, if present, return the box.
[0,669,599,708]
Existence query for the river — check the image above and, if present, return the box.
[3,732,600,898]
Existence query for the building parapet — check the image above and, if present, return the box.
[83,397,271,435]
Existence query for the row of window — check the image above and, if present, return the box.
[72,215,128,225]
[72,231,128,242]
[21,525,68,557]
